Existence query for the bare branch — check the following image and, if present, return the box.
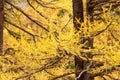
[5,0,49,32]
[35,0,61,9]
[44,0,59,5]
[15,56,63,80]
[4,26,21,39]
[44,69,55,76]
[5,19,37,37]
[50,71,76,80]
[89,0,110,8]
[27,0,48,20]
[92,66,116,77]
[109,30,120,41]
[89,0,120,8]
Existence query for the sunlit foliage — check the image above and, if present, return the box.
[0,0,120,80]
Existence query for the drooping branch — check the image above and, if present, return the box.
[50,71,77,80]
[35,0,61,9]
[15,56,63,80]
[4,26,21,39]
[89,0,110,8]
[43,0,59,5]
[91,22,112,37]
[5,0,49,32]
[89,0,120,17]
[89,0,120,9]
[92,66,116,77]
[27,0,48,20]
[109,30,120,42]
[5,19,37,37]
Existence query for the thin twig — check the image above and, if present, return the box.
[5,19,36,37]
[15,56,63,80]
[5,0,49,32]
[27,0,48,20]
[91,22,112,37]
[50,71,77,80]
[75,61,92,80]
[35,0,61,9]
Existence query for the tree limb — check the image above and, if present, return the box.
[35,0,61,9]
[91,22,112,37]
[5,19,37,37]
[5,0,49,32]
[50,71,76,80]
[75,61,92,80]
[89,0,120,8]
[15,56,63,80]
[27,0,48,20]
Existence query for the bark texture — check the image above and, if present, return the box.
[73,0,83,30]
[73,0,94,80]
[73,0,84,80]
[0,0,4,53]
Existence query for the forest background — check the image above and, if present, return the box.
[0,0,120,80]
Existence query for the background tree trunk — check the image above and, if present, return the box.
[0,0,4,54]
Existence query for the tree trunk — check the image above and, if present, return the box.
[73,0,83,30]
[73,0,84,80]
[0,0,4,54]
[73,0,94,80]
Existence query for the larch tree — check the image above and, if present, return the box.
[0,0,120,80]
[73,0,120,80]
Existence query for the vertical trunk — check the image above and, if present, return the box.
[73,0,83,30]
[73,0,94,80]
[73,0,84,80]
[0,0,4,54]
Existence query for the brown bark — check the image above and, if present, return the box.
[73,0,94,80]
[0,0,4,54]
[73,0,84,80]
[5,0,49,32]
[73,0,83,30]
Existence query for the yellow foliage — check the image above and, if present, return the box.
[1,0,120,80]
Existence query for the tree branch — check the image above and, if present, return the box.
[50,71,76,80]
[4,26,21,39]
[75,61,92,80]
[27,0,48,20]
[109,30,120,41]
[89,0,120,8]
[5,0,49,32]
[91,22,112,37]
[5,19,37,37]
[15,56,63,80]
[92,66,116,77]
[35,0,61,9]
